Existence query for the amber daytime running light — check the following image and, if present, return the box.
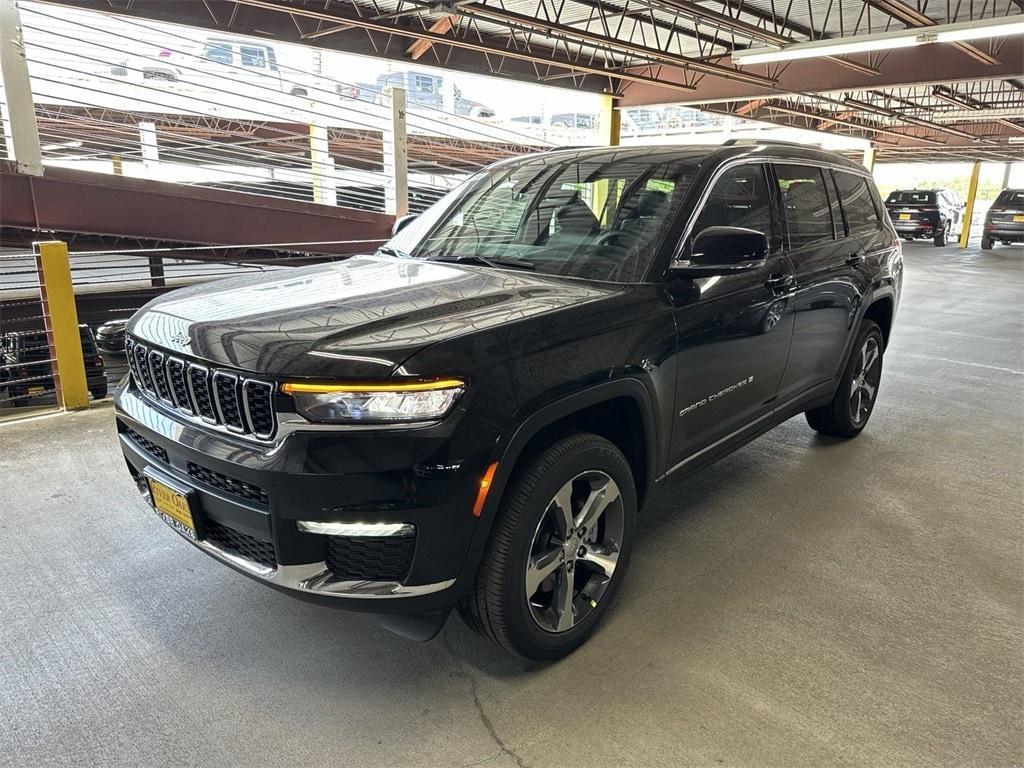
[281,379,466,423]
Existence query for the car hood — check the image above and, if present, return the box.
[128,255,614,378]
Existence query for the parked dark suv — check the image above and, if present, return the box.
[884,188,963,246]
[114,142,902,659]
[1,325,107,405]
[981,188,1024,249]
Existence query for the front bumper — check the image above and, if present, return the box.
[115,382,496,615]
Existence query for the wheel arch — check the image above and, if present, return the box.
[486,378,658,519]
[863,294,895,349]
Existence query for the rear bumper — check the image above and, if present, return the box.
[984,221,1024,242]
[114,382,497,616]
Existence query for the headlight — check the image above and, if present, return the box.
[281,379,465,424]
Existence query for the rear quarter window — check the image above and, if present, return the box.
[835,172,881,233]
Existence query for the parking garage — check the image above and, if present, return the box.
[1,0,1022,766]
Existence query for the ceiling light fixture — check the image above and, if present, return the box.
[733,14,1024,66]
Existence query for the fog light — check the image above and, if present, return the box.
[297,521,415,537]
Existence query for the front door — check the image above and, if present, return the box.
[667,162,796,469]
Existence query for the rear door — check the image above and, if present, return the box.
[667,162,796,467]
[773,163,869,404]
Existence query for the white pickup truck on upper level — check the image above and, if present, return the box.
[123,37,332,98]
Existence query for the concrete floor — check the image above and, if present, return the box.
[1,242,1021,768]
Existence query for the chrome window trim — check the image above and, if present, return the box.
[672,154,879,264]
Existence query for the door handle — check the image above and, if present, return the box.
[845,252,865,267]
[765,273,794,291]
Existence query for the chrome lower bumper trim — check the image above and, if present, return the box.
[138,477,454,599]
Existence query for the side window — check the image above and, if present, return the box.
[239,46,267,68]
[203,42,233,65]
[834,171,880,233]
[691,163,773,243]
[774,163,834,248]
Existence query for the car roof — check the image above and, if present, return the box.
[498,142,869,174]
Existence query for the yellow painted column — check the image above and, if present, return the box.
[34,241,89,410]
[599,93,620,147]
[591,94,622,221]
[959,161,981,248]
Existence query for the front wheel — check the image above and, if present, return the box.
[458,433,637,660]
[805,320,884,438]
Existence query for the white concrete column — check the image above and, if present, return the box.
[309,123,335,205]
[862,146,876,173]
[1002,162,1012,189]
[139,121,159,173]
[0,0,42,175]
[382,86,408,217]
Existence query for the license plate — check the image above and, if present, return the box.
[147,476,197,540]
[1014,215,1024,223]
[898,213,912,221]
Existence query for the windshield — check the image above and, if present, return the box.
[387,153,700,282]
[887,190,935,205]
[994,189,1024,206]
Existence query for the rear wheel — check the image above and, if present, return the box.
[981,236,993,250]
[90,382,108,400]
[806,320,884,438]
[459,433,636,660]
[933,221,947,247]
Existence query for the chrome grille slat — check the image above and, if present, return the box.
[126,336,277,440]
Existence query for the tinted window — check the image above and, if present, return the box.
[691,163,772,241]
[995,189,1024,206]
[837,172,880,232]
[774,164,834,247]
[886,190,935,205]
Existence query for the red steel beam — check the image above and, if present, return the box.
[0,161,392,255]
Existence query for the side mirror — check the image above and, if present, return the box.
[674,226,769,274]
[391,213,418,237]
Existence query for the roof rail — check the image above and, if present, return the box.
[722,138,817,148]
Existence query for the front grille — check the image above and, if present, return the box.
[324,535,415,582]
[124,426,169,464]
[213,372,244,431]
[127,336,276,438]
[243,381,275,438]
[187,461,269,506]
[203,520,276,569]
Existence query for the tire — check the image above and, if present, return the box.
[981,237,993,250]
[90,383,108,400]
[458,433,637,660]
[933,222,947,247]
[805,320,884,439]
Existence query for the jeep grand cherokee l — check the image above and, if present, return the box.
[115,142,902,660]
[884,188,963,246]
[981,188,1024,249]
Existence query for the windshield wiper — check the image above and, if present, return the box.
[430,254,535,271]
[376,244,412,259]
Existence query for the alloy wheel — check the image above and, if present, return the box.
[525,470,624,633]
[850,336,881,425]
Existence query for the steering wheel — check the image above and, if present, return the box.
[594,229,641,248]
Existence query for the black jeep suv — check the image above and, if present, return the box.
[115,142,902,659]
[884,188,963,246]
[981,188,1024,249]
